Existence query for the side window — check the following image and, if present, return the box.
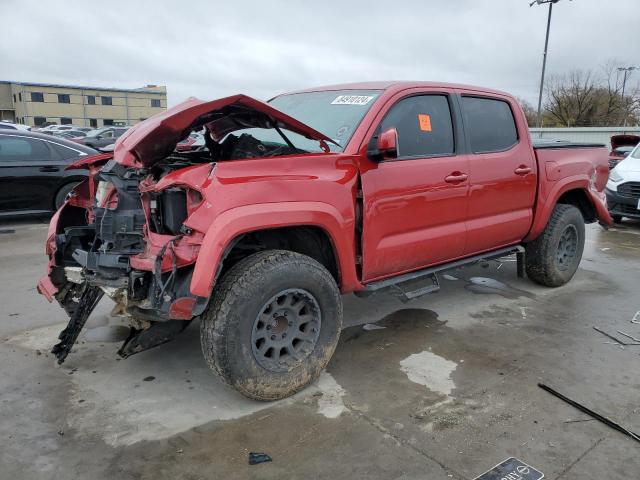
[461,96,518,153]
[378,95,454,158]
[50,142,81,160]
[102,129,114,138]
[0,137,50,162]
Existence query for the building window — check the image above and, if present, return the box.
[31,92,44,102]
[87,95,96,105]
[151,99,161,108]
[18,93,22,102]
[89,118,98,128]
[34,116,46,126]
[101,96,112,106]
[103,119,114,126]
[13,94,16,102]
[60,117,72,125]
[58,94,71,104]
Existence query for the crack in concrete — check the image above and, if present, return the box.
[555,436,605,479]
[344,400,466,480]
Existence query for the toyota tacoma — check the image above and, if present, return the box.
[37,82,612,400]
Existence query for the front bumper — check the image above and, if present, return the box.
[605,187,640,219]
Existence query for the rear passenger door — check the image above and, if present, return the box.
[360,90,470,281]
[458,93,537,254]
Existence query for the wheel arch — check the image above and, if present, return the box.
[525,177,598,242]
[189,202,361,298]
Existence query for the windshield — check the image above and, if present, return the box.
[631,143,640,160]
[227,90,381,153]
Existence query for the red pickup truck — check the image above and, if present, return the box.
[38,82,611,400]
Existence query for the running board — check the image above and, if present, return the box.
[357,245,525,297]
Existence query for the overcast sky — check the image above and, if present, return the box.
[1,0,638,106]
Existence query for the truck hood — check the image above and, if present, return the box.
[610,134,640,151]
[113,94,336,168]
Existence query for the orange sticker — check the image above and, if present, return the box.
[418,114,432,132]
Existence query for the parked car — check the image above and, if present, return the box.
[52,130,87,140]
[0,130,98,215]
[77,126,128,149]
[605,142,640,222]
[608,134,640,169]
[36,125,77,133]
[0,121,31,131]
[39,82,612,400]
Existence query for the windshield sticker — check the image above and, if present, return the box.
[331,95,374,106]
[418,114,432,132]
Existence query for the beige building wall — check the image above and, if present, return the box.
[1,81,166,127]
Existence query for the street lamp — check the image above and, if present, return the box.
[530,0,564,131]
[617,66,638,128]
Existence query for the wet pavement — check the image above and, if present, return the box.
[1,218,640,479]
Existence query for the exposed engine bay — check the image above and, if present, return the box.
[46,98,334,364]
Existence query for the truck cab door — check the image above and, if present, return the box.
[359,90,469,282]
[457,92,537,254]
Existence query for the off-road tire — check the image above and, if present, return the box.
[525,204,585,287]
[611,214,623,224]
[54,181,80,210]
[200,250,342,401]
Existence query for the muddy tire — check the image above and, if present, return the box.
[525,204,585,287]
[200,250,342,401]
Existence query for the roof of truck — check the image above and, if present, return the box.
[284,81,512,98]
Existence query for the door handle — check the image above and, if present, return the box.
[514,165,532,175]
[444,172,468,184]
[39,166,60,172]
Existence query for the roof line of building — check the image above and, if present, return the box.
[0,80,166,94]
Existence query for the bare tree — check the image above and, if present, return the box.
[542,60,639,127]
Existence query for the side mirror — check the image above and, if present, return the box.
[369,127,398,160]
[96,135,103,140]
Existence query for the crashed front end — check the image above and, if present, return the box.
[37,94,336,364]
[38,153,210,362]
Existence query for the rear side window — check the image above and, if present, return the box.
[461,96,518,153]
[49,142,82,160]
[378,95,454,158]
[0,136,50,161]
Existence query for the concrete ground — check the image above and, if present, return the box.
[1,217,640,480]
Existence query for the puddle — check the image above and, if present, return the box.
[399,351,457,396]
[465,277,535,299]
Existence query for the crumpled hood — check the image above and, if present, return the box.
[113,94,336,168]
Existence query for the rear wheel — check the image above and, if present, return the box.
[525,204,585,287]
[200,250,342,401]
[54,182,80,210]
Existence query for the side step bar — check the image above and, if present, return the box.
[356,245,525,298]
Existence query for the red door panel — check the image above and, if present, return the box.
[360,155,469,281]
[457,93,537,254]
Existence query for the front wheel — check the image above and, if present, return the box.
[54,182,80,210]
[525,204,585,287]
[200,250,342,401]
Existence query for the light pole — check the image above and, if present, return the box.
[617,66,637,128]
[530,0,563,131]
